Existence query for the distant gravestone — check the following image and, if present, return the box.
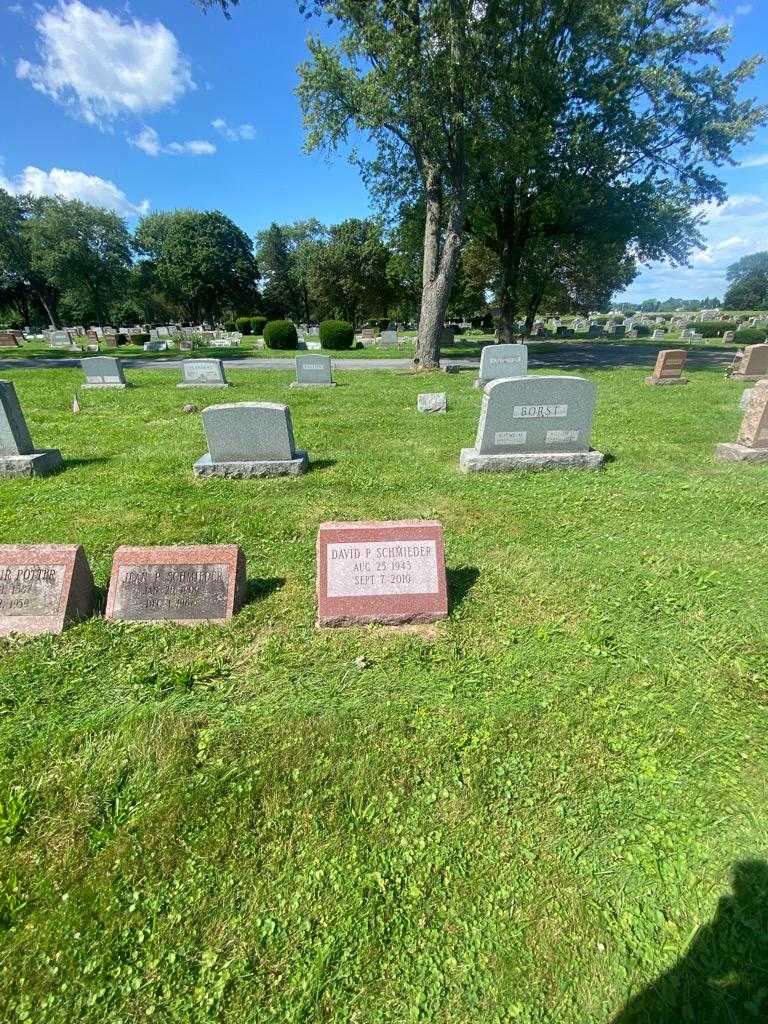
[0,380,63,478]
[0,333,18,348]
[723,331,736,342]
[588,324,602,338]
[440,326,457,346]
[459,375,605,472]
[729,343,768,381]
[316,520,448,627]
[475,343,528,388]
[644,349,688,386]
[715,380,768,463]
[417,392,447,413]
[81,356,128,389]
[651,329,665,340]
[360,328,376,340]
[291,353,335,388]
[380,330,399,348]
[105,545,246,624]
[0,544,95,636]
[144,341,167,352]
[194,401,308,478]
[178,359,228,389]
[49,330,75,349]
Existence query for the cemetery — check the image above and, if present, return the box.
[3,0,768,1020]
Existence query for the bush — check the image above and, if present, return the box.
[224,320,237,332]
[264,319,298,350]
[688,320,738,338]
[735,327,768,344]
[633,324,651,337]
[376,319,391,332]
[236,317,252,336]
[129,333,149,346]
[250,316,267,336]
[320,320,354,350]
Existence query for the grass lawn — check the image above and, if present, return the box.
[1,363,767,1023]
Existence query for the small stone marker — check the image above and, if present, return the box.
[0,544,94,636]
[81,356,127,389]
[729,343,768,381]
[106,545,246,624]
[475,343,528,388]
[459,375,604,472]
[644,349,688,386]
[417,393,447,413]
[715,379,768,463]
[178,358,228,389]
[0,333,18,348]
[194,401,308,478]
[291,354,335,388]
[316,520,448,627]
[380,330,399,348]
[0,380,62,478]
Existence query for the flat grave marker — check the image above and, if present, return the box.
[178,359,229,389]
[194,401,308,478]
[0,544,95,636]
[81,356,127,389]
[645,349,688,386]
[460,375,604,472]
[291,354,335,388]
[417,392,447,413]
[0,380,62,478]
[316,520,448,627]
[106,545,246,625]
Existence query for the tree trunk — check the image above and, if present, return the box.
[416,165,465,369]
[36,291,56,328]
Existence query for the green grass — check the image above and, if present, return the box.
[1,364,767,1023]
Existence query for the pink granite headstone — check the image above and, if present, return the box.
[0,544,95,636]
[316,520,448,627]
[105,544,246,625]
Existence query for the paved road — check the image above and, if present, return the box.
[0,343,740,373]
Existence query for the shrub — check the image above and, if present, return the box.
[250,316,267,336]
[688,321,738,338]
[236,317,253,336]
[224,320,237,332]
[264,319,298,350]
[735,327,768,344]
[377,318,391,332]
[633,324,651,337]
[129,333,149,346]
[320,320,354,349]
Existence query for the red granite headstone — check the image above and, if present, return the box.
[0,544,95,636]
[105,544,246,625]
[316,520,448,627]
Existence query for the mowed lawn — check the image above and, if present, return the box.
[1,363,767,1024]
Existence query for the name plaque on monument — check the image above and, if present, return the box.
[0,544,95,636]
[106,545,246,624]
[316,520,448,627]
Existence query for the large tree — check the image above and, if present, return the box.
[724,271,768,311]
[726,252,768,283]
[307,218,391,325]
[0,191,62,326]
[134,210,260,322]
[255,219,325,322]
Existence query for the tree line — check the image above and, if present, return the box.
[199,0,765,366]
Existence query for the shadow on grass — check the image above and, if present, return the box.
[612,859,768,1023]
[246,577,285,604]
[447,565,479,614]
[307,459,337,473]
[64,457,111,469]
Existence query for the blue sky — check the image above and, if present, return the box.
[1,0,767,303]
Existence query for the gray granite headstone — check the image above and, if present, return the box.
[417,393,447,413]
[0,380,62,477]
[81,356,127,389]
[460,375,604,472]
[380,331,398,348]
[194,401,308,478]
[178,359,228,388]
[476,344,528,387]
[292,354,335,388]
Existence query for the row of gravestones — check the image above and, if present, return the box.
[0,521,448,636]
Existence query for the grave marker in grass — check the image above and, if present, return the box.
[715,380,768,464]
[644,349,688,386]
[81,356,128,389]
[0,380,62,478]
[316,520,448,627]
[0,544,94,636]
[194,401,308,478]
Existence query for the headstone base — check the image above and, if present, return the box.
[459,447,605,473]
[714,442,768,464]
[729,373,764,381]
[82,382,127,389]
[0,449,63,478]
[643,376,688,386]
[176,383,229,389]
[193,450,308,478]
[288,382,337,389]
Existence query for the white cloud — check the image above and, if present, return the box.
[735,4,753,16]
[129,126,216,157]
[16,1,193,126]
[211,117,256,142]
[0,164,149,217]
[738,153,768,168]
[693,194,767,222]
